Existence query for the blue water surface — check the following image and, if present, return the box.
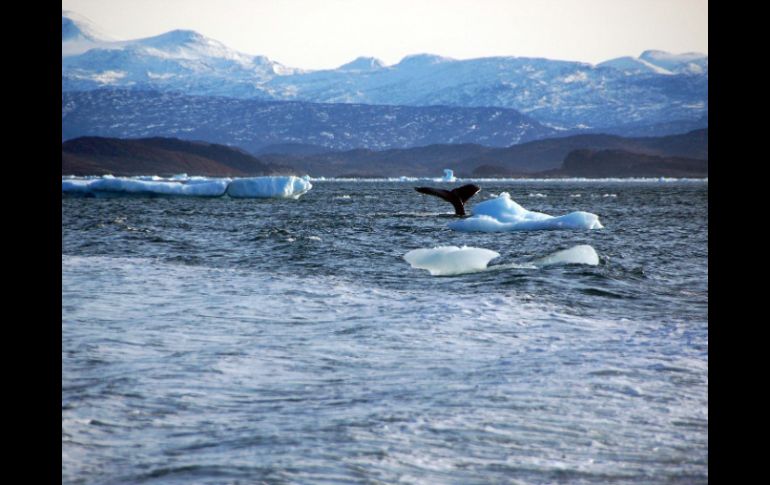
[62,180,708,484]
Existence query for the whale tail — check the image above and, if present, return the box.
[415,184,481,216]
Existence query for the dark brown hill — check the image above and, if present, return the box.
[548,149,708,177]
[62,137,296,176]
[456,129,708,174]
[258,129,707,177]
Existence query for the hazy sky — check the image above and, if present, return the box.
[62,0,708,70]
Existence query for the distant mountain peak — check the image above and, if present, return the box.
[338,56,386,71]
[62,11,118,57]
[638,50,708,75]
[136,29,208,47]
[62,10,113,42]
[639,50,707,61]
[397,53,453,66]
[597,56,673,75]
[598,50,708,75]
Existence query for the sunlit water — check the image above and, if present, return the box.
[62,181,708,484]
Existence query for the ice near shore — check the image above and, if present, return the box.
[449,192,603,232]
[62,175,312,199]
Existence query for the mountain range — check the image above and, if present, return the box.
[258,129,707,177]
[62,89,555,153]
[62,129,706,178]
[62,11,708,135]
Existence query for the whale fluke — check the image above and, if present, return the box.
[415,184,481,216]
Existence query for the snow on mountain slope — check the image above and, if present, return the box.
[337,57,387,72]
[62,10,119,56]
[597,56,674,75]
[62,10,112,42]
[61,12,708,131]
[62,12,298,97]
[639,50,708,75]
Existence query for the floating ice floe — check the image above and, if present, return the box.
[404,244,600,276]
[532,244,600,266]
[226,176,312,199]
[63,177,229,197]
[448,192,603,232]
[403,246,500,276]
[61,179,98,194]
[62,175,313,199]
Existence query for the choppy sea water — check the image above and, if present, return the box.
[62,180,708,484]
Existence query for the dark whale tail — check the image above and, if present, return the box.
[415,184,481,216]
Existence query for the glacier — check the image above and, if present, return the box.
[448,192,603,232]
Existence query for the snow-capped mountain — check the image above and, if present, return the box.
[62,12,300,98]
[598,50,708,75]
[264,54,707,129]
[62,10,117,56]
[62,11,103,42]
[639,50,708,75]
[336,57,387,72]
[597,56,675,75]
[61,12,708,132]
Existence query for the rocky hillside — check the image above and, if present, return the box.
[62,136,296,176]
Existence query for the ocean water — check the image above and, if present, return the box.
[62,180,708,484]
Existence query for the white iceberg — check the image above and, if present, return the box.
[405,244,601,276]
[449,192,603,232]
[403,246,500,276]
[441,169,457,182]
[62,175,313,199]
[533,244,600,267]
[226,176,312,199]
[62,177,229,197]
[61,179,97,194]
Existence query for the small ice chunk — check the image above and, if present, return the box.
[226,176,312,199]
[442,169,456,182]
[449,192,603,232]
[534,245,600,266]
[404,246,500,276]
